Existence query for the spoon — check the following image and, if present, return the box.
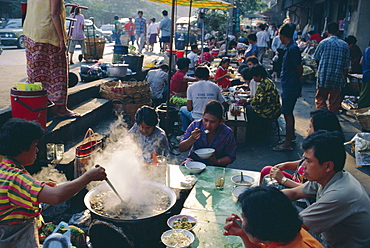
[240,172,245,183]
[203,130,210,134]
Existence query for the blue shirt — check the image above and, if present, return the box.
[281,40,302,93]
[362,46,370,82]
[181,120,236,165]
[314,36,350,88]
[159,16,171,37]
[244,44,258,57]
[135,17,146,34]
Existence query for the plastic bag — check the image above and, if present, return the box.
[272,54,279,62]
[42,221,72,248]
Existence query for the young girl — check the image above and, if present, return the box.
[214,58,231,89]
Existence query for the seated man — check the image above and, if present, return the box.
[283,130,370,248]
[178,100,236,166]
[179,66,225,134]
[224,186,324,248]
[127,106,169,162]
[146,63,169,107]
[170,58,196,97]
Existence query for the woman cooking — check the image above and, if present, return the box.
[178,100,236,166]
[23,0,80,118]
[127,106,169,162]
[0,118,107,247]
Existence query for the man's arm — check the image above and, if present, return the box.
[187,100,193,112]
[282,184,308,201]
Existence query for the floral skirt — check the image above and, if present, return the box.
[24,36,68,105]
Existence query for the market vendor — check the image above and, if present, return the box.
[0,118,107,247]
[178,100,236,166]
[127,106,169,162]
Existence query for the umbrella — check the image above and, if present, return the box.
[151,0,234,9]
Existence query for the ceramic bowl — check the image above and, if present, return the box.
[231,174,254,186]
[167,214,198,230]
[194,148,215,159]
[185,161,206,174]
[161,229,195,248]
[232,186,250,201]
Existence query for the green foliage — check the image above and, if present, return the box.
[238,0,268,17]
[203,10,228,34]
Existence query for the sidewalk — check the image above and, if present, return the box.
[69,44,370,195]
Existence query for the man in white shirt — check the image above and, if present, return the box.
[179,67,225,134]
[256,24,270,64]
[186,44,199,76]
[283,130,370,248]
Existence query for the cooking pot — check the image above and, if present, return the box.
[84,181,176,223]
[107,64,129,78]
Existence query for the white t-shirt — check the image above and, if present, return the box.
[187,51,198,75]
[148,23,158,35]
[187,80,225,120]
[256,30,269,48]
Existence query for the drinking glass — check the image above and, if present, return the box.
[55,144,64,160]
[215,168,226,189]
[46,143,55,160]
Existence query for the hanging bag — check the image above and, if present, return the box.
[42,221,72,248]
[74,128,102,178]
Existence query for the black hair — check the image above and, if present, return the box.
[191,44,198,51]
[258,24,266,31]
[70,6,80,14]
[195,67,210,79]
[327,22,339,35]
[228,40,237,49]
[176,57,190,70]
[219,57,230,67]
[246,56,259,66]
[138,11,143,15]
[310,109,343,134]
[162,10,168,16]
[203,100,224,121]
[302,130,346,172]
[238,64,248,74]
[247,33,257,42]
[279,23,295,39]
[345,35,357,45]
[203,47,210,52]
[241,67,252,81]
[250,64,268,79]
[238,186,302,243]
[135,105,158,127]
[151,17,156,22]
[159,63,169,70]
[0,118,44,157]
[308,30,316,35]
[114,15,119,20]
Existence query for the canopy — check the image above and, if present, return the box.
[150,0,234,9]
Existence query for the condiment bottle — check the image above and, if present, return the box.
[114,80,124,94]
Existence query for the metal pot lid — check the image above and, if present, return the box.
[110,64,129,67]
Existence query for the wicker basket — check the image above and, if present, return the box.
[85,37,106,59]
[355,107,370,131]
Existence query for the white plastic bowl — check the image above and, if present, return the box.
[161,229,194,248]
[194,148,215,159]
[185,161,206,174]
[231,174,254,186]
[232,186,250,201]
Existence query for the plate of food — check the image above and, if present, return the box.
[167,214,198,230]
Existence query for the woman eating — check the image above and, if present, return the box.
[178,100,236,166]
[0,118,107,247]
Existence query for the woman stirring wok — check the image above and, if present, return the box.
[178,100,236,166]
[0,118,107,247]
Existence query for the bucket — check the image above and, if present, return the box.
[176,50,184,59]
[211,49,220,57]
[114,45,128,54]
[156,104,178,134]
[122,54,144,72]
[10,87,54,129]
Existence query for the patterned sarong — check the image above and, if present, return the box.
[25,36,68,105]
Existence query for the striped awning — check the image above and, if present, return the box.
[150,0,234,9]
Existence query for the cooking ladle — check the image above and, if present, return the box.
[95,164,125,203]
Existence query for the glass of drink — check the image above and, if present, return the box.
[46,143,55,160]
[55,144,64,160]
[215,168,226,189]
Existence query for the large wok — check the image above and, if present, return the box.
[84,181,177,223]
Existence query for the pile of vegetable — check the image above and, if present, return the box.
[172,216,196,230]
[170,96,187,106]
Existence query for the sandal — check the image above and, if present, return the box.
[279,138,297,144]
[273,144,293,152]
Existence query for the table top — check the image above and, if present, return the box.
[180,208,244,248]
[183,166,260,213]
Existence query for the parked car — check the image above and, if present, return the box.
[0,19,24,49]
[100,24,114,42]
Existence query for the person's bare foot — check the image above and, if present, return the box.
[56,111,81,118]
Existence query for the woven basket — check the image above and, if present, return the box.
[355,107,370,131]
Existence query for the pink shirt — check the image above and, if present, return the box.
[69,13,85,40]
[170,70,187,96]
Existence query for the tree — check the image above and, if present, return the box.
[238,0,268,18]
